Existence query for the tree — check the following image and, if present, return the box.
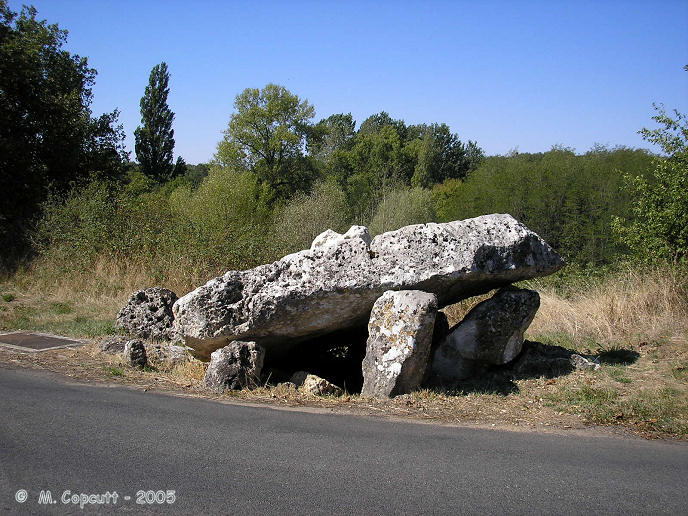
[216,83,316,200]
[134,62,175,182]
[614,102,688,263]
[0,1,126,269]
[309,113,356,162]
[172,156,187,178]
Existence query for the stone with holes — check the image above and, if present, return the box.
[204,341,265,391]
[145,343,190,365]
[361,290,438,398]
[116,287,178,340]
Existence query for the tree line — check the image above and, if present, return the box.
[1,2,686,279]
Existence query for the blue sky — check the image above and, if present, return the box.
[9,0,687,164]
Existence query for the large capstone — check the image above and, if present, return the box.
[430,287,540,382]
[173,215,564,359]
[117,287,178,340]
[204,341,265,391]
[361,290,438,398]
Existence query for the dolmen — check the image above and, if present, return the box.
[116,214,564,397]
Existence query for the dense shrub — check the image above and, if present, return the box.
[169,166,272,268]
[368,187,436,236]
[271,180,350,256]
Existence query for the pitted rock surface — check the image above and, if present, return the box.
[173,215,564,359]
[117,287,178,340]
[146,343,190,365]
[362,290,438,398]
[204,341,264,391]
[98,336,128,354]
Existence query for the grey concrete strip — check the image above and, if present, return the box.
[0,366,686,515]
[0,331,84,353]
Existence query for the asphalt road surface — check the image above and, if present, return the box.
[1,366,687,515]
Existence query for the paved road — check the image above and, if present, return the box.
[1,366,687,515]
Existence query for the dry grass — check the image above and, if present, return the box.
[1,261,687,439]
[0,255,226,337]
[526,265,688,349]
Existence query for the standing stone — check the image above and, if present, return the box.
[431,287,540,382]
[173,214,564,360]
[123,339,148,368]
[361,290,438,398]
[116,287,178,340]
[204,341,265,391]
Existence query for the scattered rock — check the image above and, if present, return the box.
[116,287,178,340]
[123,339,147,368]
[146,343,190,366]
[361,290,438,398]
[173,215,564,359]
[510,341,600,377]
[98,336,128,354]
[570,353,601,371]
[204,341,265,391]
[276,381,297,391]
[430,287,539,382]
[290,371,343,396]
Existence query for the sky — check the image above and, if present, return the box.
[9,0,688,164]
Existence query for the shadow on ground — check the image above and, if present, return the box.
[428,340,640,396]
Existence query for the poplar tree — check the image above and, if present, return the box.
[135,62,175,181]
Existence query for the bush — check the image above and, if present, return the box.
[31,166,274,286]
[271,180,349,255]
[369,187,436,236]
[613,106,688,263]
[169,166,272,268]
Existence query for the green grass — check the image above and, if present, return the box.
[2,293,15,302]
[534,332,600,353]
[49,302,73,315]
[102,365,124,377]
[548,384,688,436]
[1,311,118,338]
[608,366,633,384]
[671,365,688,383]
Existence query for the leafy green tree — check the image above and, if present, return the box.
[134,62,175,182]
[216,83,316,200]
[172,156,187,178]
[614,103,688,263]
[409,123,482,187]
[309,113,356,161]
[0,1,125,269]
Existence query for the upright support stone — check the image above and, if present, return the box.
[361,290,438,398]
[430,287,540,382]
[204,341,265,391]
[123,339,148,368]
